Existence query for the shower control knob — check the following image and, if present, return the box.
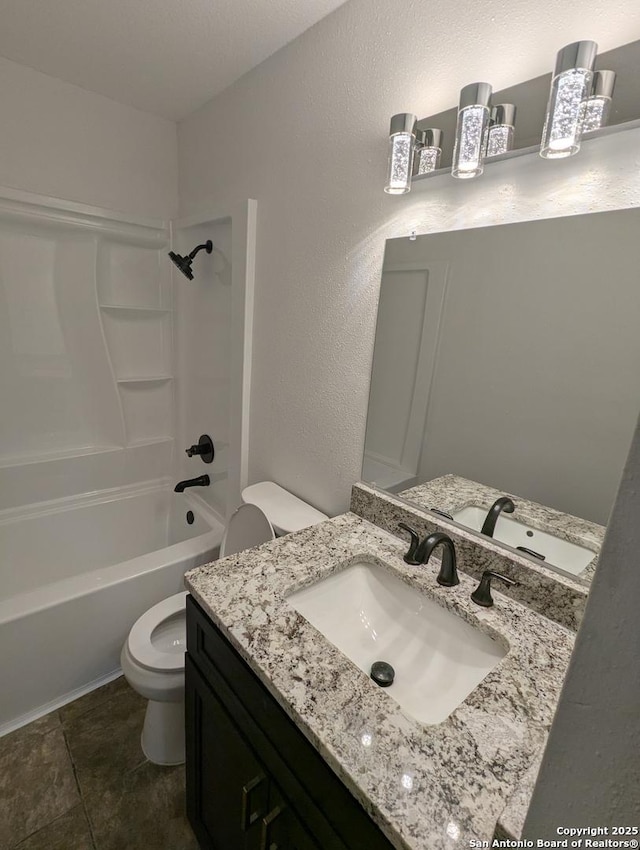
[185,434,215,464]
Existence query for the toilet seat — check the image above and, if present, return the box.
[220,503,274,557]
[127,591,188,673]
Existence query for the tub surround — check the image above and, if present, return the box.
[185,510,574,849]
[0,188,176,516]
[351,482,589,631]
[400,475,604,582]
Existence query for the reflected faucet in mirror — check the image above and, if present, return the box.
[480,497,515,537]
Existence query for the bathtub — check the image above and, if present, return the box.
[0,479,224,735]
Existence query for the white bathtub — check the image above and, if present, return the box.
[0,479,224,735]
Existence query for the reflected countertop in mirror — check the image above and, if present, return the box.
[398,474,605,584]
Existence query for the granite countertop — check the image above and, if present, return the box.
[185,511,574,850]
[400,475,605,582]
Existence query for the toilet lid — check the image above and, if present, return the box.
[220,503,275,557]
[241,481,328,534]
[127,591,187,672]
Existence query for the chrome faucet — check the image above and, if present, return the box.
[174,474,210,493]
[480,496,515,537]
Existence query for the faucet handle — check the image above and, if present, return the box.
[185,434,215,463]
[397,523,421,565]
[471,570,517,607]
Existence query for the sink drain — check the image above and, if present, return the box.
[370,661,395,688]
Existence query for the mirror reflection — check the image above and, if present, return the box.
[363,209,640,582]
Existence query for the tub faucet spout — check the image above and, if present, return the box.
[174,475,210,493]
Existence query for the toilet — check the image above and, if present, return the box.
[121,483,328,765]
[242,481,328,536]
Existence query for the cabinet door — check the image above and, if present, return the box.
[186,656,269,850]
[187,598,395,850]
[257,784,321,850]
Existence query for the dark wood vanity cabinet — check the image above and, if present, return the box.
[185,595,395,850]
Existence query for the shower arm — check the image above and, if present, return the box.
[187,242,212,260]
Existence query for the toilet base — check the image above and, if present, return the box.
[141,698,185,766]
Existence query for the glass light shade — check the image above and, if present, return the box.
[416,146,442,174]
[580,71,616,133]
[581,96,611,132]
[413,128,443,176]
[452,84,492,179]
[540,41,597,159]
[486,124,514,158]
[385,113,417,194]
[485,104,516,158]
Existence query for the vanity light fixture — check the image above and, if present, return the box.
[452,82,493,179]
[486,104,517,157]
[580,70,616,132]
[384,113,417,194]
[414,128,443,175]
[383,38,621,193]
[540,40,598,159]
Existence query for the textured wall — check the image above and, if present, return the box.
[178,0,640,515]
[0,57,178,218]
[523,413,640,832]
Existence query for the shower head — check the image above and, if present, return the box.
[168,240,213,280]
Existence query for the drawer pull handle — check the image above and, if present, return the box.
[261,805,285,850]
[241,774,267,831]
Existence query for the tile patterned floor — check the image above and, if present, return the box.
[0,677,198,850]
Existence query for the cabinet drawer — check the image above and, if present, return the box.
[187,595,394,850]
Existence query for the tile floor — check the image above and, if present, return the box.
[0,677,198,850]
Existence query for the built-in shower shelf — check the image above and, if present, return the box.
[99,304,171,314]
[116,376,173,384]
[127,436,174,449]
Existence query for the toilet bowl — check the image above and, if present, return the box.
[120,592,187,765]
[121,484,326,766]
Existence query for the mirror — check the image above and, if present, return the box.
[362,209,640,583]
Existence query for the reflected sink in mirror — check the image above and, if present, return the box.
[287,560,506,724]
[451,506,597,576]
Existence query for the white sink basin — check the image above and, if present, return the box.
[287,560,506,725]
[451,506,596,575]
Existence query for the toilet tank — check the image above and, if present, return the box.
[241,482,328,536]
